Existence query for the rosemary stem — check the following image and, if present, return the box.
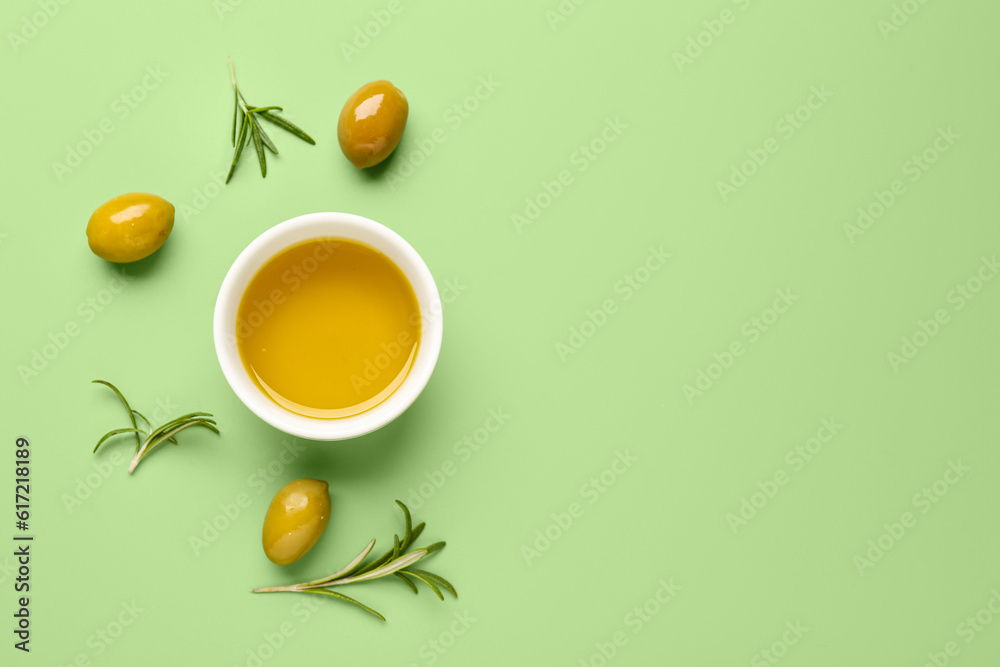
[250,503,453,621]
[252,585,301,594]
[228,56,252,116]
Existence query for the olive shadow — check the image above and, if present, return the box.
[101,238,171,279]
[357,147,399,179]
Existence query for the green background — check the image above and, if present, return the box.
[3,0,999,664]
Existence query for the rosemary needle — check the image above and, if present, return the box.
[253,501,457,622]
[91,380,219,474]
[225,56,315,183]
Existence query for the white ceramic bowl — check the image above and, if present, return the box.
[213,212,443,440]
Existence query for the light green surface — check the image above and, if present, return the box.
[3,0,999,664]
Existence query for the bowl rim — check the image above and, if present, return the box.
[213,212,443,441]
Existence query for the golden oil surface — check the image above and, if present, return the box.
[236,238,420,418]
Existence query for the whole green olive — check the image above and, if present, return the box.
[262,478,331,565]
[86,192,174,263]
[337,80,408,169]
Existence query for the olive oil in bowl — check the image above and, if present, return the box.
[236,237,420,419]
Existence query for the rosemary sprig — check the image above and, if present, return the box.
[225,56,315,183]
[92,380,220,473]
[253,501,457,622]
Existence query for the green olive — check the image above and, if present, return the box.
[337,80,408,169]
[86,192,174,263]
[262,479,331,565]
